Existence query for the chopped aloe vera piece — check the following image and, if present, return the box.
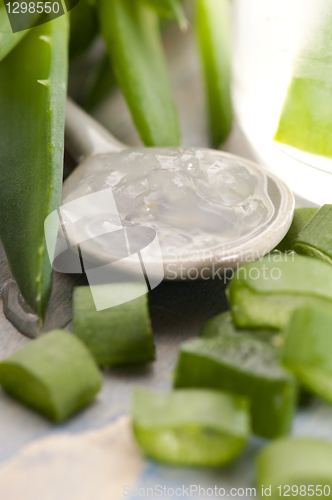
[200,311,278,344]
[292,205,332,264]
[174,331,297,438]
[227,254,332,330]
[257,438,332,498]
[133,388,250,466]
[0,330,102,422]
[282,307,332,404]
[275,8,332,158]
[276,207,318,252]
[73,284,155,368]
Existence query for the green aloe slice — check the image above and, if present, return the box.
[200,311,278,344]
[257,438,332,499]
[292,205,332,264]
[0,330,102,422]
[227,254,332,330]
[174,331,297,439]
[282,307,332,404]
[196,0,233,147]
[98,0,180,147]
[275,7,332,158]
[73,284,155,368]
[0,16,69,319]
[133,388,250,466]
[276,207,318,253]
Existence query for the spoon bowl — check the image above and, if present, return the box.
[62,99,294,281]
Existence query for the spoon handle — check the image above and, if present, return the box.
[65,97,127,162]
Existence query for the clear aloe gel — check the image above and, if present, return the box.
[62,147,275,263]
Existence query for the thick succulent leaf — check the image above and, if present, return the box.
[0,0,40,62]
[0,16,69,319]
[98,0,181,147]
[196,0,233,147]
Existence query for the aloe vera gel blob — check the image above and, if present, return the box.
[62,147,293,278]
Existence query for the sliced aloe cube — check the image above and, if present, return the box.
[227,254,332,330]
[275,7,332,158]
[133,388,250,466]
[200,311,277,344]
[282,307,332,404]
[0,330,102,422]
[174,331,297,439]
[73,284,155,368]
[276,207,318,253]
[292,205,332,264]
[257,438,332,499]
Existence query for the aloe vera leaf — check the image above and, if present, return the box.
[0,16,69,319]
[141,0,187,29]
[196,0,233,147]
[69,0,98,60]
[275,8,332,157]
[133,388,250,466]
[276,207,318,252]
[292,205,332,264]
[0,0,39,62]
[227,254,332,330]
[98,0,181,147]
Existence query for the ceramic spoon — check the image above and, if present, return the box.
[62,98,294,281]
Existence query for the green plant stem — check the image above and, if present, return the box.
[196,0,233,147]
[0,16,69,319]
[98,0,180,147]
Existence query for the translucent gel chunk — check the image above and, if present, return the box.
[62,148,275,261]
